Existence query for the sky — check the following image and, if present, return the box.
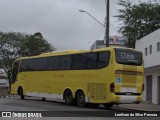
[0,0,151,51]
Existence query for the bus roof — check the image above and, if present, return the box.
[16,47,137,60]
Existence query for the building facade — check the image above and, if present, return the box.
[90,40,105,50]
[90,36,126,50]
[135,29,160,104]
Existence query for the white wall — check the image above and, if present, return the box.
[135,29,160,68]
[136,29,160,104]
[145,70,159,104]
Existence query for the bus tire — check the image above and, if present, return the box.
[76,91,86,107]
[42,98,46,101]
[103,103,114,109]
[64,90,74,105]
[19,88,24,100]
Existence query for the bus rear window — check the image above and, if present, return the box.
[115,48,142,66]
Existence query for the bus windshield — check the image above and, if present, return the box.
[115,48,142,66]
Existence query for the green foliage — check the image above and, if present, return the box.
[0,32,55,72]
[115,0,160,48]
[19,32,55,56]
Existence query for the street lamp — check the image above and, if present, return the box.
[79,0,110,47]
[79,10,105,28]
[79,1,110,47]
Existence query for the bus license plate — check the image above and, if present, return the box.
[125,92,132,95]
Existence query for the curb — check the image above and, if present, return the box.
[115,106,146,111]
[0,94,19,98]
[115,106,160,112]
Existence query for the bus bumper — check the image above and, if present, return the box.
[118,95,141,103]
[110,94,142,104]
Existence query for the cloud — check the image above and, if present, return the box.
[0,0,124,51]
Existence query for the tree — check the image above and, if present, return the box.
[0,32,24,73]
[19,32,55,56]
[115,0,160,48]
[0,32,55,73]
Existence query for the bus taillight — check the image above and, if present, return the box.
[142,84,144,91]
[110,83,115,92]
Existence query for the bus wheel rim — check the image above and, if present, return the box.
[77,92,85,105]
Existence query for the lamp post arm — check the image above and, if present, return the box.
[85,11,105,28]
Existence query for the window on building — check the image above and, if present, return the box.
[149,45,152,54]
[157,42,160,52]
[145,47,148,56]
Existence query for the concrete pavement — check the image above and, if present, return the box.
[117,101,160,111]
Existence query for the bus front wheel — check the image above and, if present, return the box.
[64,90,74,105]
[76,91,86,107]
[19,88,24,100]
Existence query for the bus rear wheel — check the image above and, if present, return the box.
[76,91,86,107]
[64,90,74,105]
[42,98,46,101]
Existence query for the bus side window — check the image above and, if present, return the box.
[20,59,29,72]
[28,59,37,71]
[47,56,59,70]
[11,61,20,84]
[59,56,72,70]
[85,53,97,69]
[37,58,47,71]
[97,51,110,68]
[72,54,86,70]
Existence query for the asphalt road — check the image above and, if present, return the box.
[0,96,159,120]
[0,96,132,111]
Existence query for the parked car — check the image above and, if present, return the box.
[0,75,9,89]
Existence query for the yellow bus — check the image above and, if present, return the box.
[9,47,144,108]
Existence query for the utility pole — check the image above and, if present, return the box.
[105,0,110,47]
